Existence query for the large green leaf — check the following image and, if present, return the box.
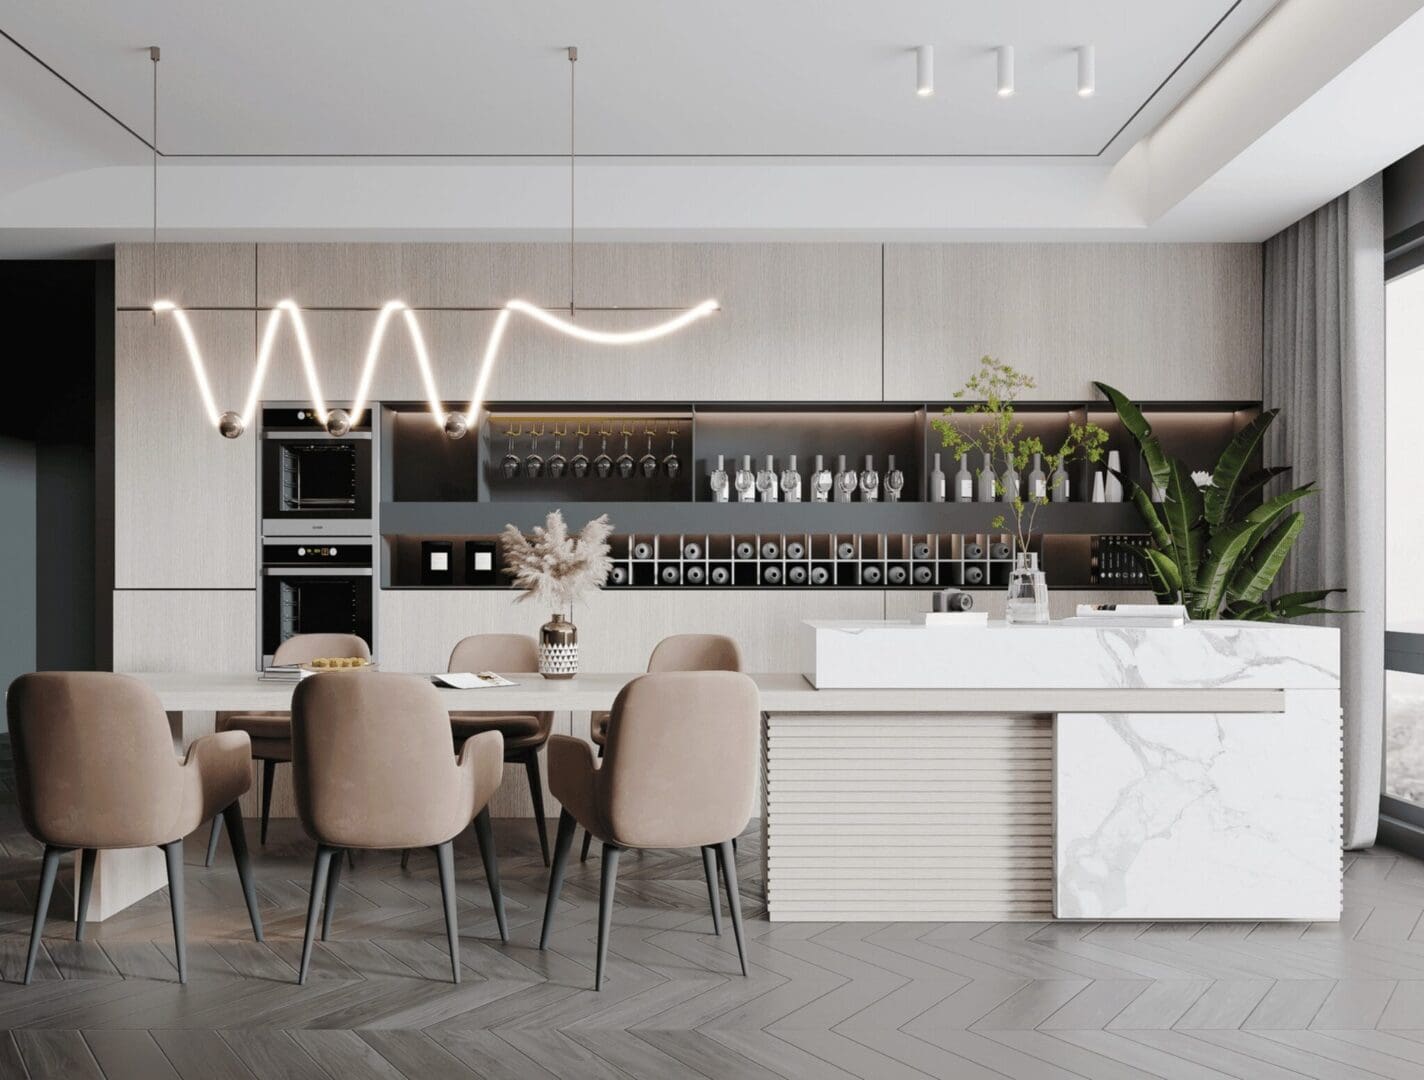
[1243,483,1318,535]
[1161,459,1206,595]
[1227,511,1303,604]
[1194,518,1264,619]
[1140,548,1182,604]
[1228,466,1291,515]
[1204,409,1278,525]
[1268,588,1353,619]
[1223,599,1276,621]
[1094,381,1171,497]
[1128,482,1172,551]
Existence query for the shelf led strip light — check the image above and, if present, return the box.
[151,297,720,439]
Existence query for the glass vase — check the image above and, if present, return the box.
[1005,552,1050,625]
[539,612,579,679]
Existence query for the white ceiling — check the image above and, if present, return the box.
[0,1,1266,159]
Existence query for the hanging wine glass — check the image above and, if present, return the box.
[663,424,681,480]
[639,428,659,479]
[571,426,591,478]
[594,427,613,479]
[500,427,521,480]
[547,426,568,479]
[524,426,544,479]
[616,428,636,479]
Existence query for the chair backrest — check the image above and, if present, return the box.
[447,634,538,673]
[273,633,371,666]
[7,672,185,848]
[601,671,759,849]
[291,671,467,848]
[647,633,743,673]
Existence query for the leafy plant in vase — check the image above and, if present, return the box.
[1094,381,1347,620]
[932,358,1108,622]
[499,510,614,677]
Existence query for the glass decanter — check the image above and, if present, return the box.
[1005,551,1050,625]
[734,455,757,503]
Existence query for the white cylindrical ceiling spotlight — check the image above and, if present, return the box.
[996,45,1015,97]
[1077,45,1096,97]
[916,45,934,97]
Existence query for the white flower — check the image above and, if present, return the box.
[1191,470,1214,489]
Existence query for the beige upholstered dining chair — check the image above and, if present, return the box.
[542,670,760,990]
[444,634,555,865]
[206,632,371,863]
[7,672,262,985]
[582,633,744,861]
[290,671,506,984]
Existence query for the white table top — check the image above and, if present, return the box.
[126,671,1285,715]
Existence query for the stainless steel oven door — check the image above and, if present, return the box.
[261,432,373,535]
[260,543,374,665]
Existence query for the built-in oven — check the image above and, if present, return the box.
[260,539,374,666]
[261,407,373,535]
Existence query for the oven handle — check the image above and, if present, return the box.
[263,567,373,577]
[264,431,372,441]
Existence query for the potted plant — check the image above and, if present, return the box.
[499,510,614,677]
[932,358,1108,622]
[1094,381,1347,620]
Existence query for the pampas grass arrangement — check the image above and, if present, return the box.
[499,511,613,612]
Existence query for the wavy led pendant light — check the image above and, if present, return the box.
[154,44,718,440]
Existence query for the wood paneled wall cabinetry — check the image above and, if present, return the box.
[115,243,256,309]
[113,591,256,673]
[883,243,1263,401]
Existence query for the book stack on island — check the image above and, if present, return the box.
[1063,603,1187,628]
[259,664,311,682]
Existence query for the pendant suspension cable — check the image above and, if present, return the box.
[150,46,160,321]
[568,45,577,318]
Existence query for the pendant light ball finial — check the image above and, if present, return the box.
[444,412,470,440]
[325,409,352,437]
[217,411,245,439]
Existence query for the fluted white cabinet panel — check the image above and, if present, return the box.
[115,310,257,588]
[764,712,1054,921]
[113,590,256,673]
[884,243,1262,401]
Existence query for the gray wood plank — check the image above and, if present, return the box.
[286,1030,406,1080]
[219,1030,329,1080]
[82,1030,182,1080]
[355,1031,480,1079]
[1173,980,1274,1030]
[12,1029,104,1080]
[149,1029,258,1080]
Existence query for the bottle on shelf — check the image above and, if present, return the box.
[709,455,730,503]
[734,455,756,503]
[861,565,883,585]
[810,454,833,503]
[711,566,731,585]
[660,565,681,585]
[1000,461,1020,502]
[884,455,904,502]
[914,565,935,584]
[781,454,803,502]
[786,540,806,560]
[810,566,831,585]
[887,565,908,585]
[955,453,974,503]
[836,540,856,560]
[682,540,703,560]
[964,541,985,560]
[991,541,1013,560]
[788,565,808,585]
[734,539,756,559]
[859,455,880,502]
[756,455,779,503]
[977,452,996,502]
[912,541,932,560]
[1091,471,1107,503]
[1028,453,1047,501]
[609,566,628,585]
[1051,459,1070,503]
[834,455,858,503]
[633,541,654,560]
[964,565,985,585]
[761,540,781,559]
[930,453,947,503]
[685,565,705,585]
[762,566,783,585]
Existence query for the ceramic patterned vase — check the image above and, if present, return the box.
[539,613,579,679]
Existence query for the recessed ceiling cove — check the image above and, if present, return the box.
[0,0,1275,160]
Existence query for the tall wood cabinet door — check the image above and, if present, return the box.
[115,311,257,589]
[883,243,1263,401]
[113,590,256,673]
[116,243,256,309]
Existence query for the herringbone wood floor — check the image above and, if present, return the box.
[3,757,1424,1080]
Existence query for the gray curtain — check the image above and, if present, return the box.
[1263,174,1385,849]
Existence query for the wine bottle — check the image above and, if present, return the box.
[609,566,628,585]
[810,454,833,503]
[781,454,803,502]
[660,565,681,585]
[734,455,756,503]
[786,540,806,559]
[788,565,808,585]
[991,542,1012,560]
[762,566,783,585]
[1028,453,1047,500]
[633,541,653,560]
[685,565,705,585]
[1000,462,1020,502]
[913,565,934,584]
[884,455,905,502]
[761,540,781,559]
[756,455,779,503]
[734,540,756,560]
[912,542,931,560]
[709,454,730,503]
[887,565,907,585]
[964,542,984,560]
[810,566,830,585]
[862,565,883,585]
[682,541,703,560]
[977,452,995,502]
[710,566,731,585]
[964,565,985,585]
[930,453,947,503]
[1051,460,1070,503]
[859,455,880,502]
[834,455,858,503]
[955,453,974,503]
[837,541,856,560]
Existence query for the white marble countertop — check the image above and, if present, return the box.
[126,671,1284,715]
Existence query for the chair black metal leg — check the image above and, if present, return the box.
[539,810,577,950]
[321,847,344,942]
[260,760,277,846]
[400,848,411,871]
[523,750,550,867]
[472,808,509,942]
[75,848,98,941]
[434,840,460,984]
[222,802,263,942]
[717,840,747,976]
[298,845,333,984]
[580,829,593,863]
[23,845,65,984]
[732,835,738,855]
[700,845,722,936]
[161,840,188,984]
[595,844,621,991]
[204,815,222,867]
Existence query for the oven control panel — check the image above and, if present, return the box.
[262,542,372,568]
